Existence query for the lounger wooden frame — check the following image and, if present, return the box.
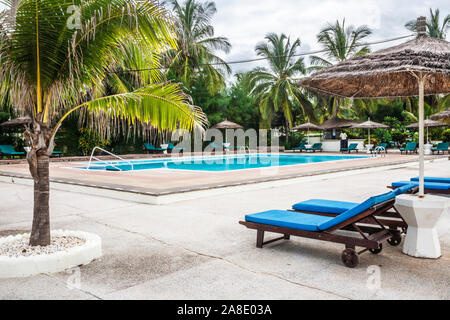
[240,200,402,268]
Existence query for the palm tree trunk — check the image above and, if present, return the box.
[285,118,289,144]
[29,152,51,246]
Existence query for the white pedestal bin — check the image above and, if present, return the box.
[424,144,432,155]
[395,194,449,259]
[160,144,169,154]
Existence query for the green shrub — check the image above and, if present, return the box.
[391,130,409,146]
[442,129,450,142]
[78,128,109,156]
[284,131,305,149]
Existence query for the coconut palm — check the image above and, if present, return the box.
[309,19,372,69]
[164,0,231,93]
[244,33,315,136]
[308,19,372,117]
[0,0,207,246]
[405,8,450,39]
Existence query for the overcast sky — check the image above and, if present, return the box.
[1,0,448,76]
[211,0,449,74]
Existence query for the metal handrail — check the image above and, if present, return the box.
[372,146,386,158]
[87,147,134,171]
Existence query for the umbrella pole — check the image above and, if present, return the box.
[308,129,310,144]
[418,75,425,197]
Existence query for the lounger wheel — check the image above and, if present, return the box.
[387,233,402,247]
[369,244,382,255]
[341,248,359,268]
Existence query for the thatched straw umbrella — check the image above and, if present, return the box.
[351,118,388,146]
[299,17,450,196]
[211,120,243,144]
[430,109,450,122]
[319,116,360,130]
[292,122,322,144]
[0,116,32,127]
[211,120,243,130]
[407,118,448,142]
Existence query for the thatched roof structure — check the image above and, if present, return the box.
[292,122,322,131]
[0,116,31,127]
[299,36,450,98]
[319,116,360,130]
[406,119,447,128]
[211,120,243,129]
[352,120,388,129]
[430,109,450,120]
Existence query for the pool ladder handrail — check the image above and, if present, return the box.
[372,146,386,158]
[87,147,134,171]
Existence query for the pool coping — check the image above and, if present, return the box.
[0,155,446,201]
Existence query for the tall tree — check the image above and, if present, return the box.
[308,19,372,117]
[164,0,231,93]
[405,8,450,39]
[244,33,315,138]
[0,0,206,246]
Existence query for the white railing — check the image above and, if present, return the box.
[372,146,386,158]
[87,147,134,171]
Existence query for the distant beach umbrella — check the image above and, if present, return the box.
[430,109,450,121]
[292,122,322,144]
[351,118,388,144]
[211,120,243,129]
[407,119,448,142]
[211,120,243,144]
[0,116,32,127]
[318,116,361,130]
[299,17,450,196]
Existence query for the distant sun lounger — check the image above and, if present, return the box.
[304,143,322,153]
[400,142,417,154]
[291,142,307,152]
[341,143,359,153]
[0,145,25,159]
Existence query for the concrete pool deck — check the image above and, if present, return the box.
[0,160,448,300]
[0,153,447,204]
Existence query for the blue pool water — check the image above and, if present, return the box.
[81,154,368,172]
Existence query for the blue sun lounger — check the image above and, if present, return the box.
[144,143,166,153]
[291,184,416,232]
[240,190,404,267]
[410,177,450,184]
[389,180,450,195]
[0,145,25,159]
[292,184,416,214]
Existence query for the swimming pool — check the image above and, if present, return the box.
[80,154,368,172]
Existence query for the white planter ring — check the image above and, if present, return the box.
[0,230,102,278]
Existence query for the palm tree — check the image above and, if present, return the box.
[164,0,231,93]
[308,19,372,117]
[244,33,315,138]
[309,19,372,69]
[0,0,207,246]
[405,8,450,39]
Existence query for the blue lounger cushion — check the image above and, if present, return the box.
[247,191,398,232]
[292,199,358,214]
[393,183,417,195]
[245,210,334,232]
[317,191,397,231]
[392,181,450,191]
[410,177,450,184]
